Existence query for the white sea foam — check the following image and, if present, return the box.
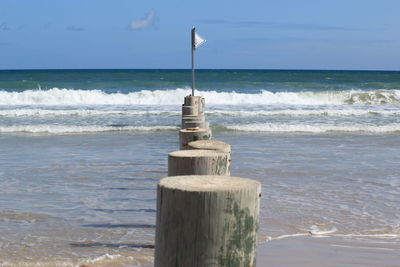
[203,89,400,105]
[263,232,400,243]
[208,109,400,117]
[262,226,400,243]
[0,109,180,117]
[84,254,121,264]
[0,125,178,134]
[2,108,399,118]
[226,123,400,133]
[0,88,399,106]
[309,225,338,236]
[0,88,188,106]
[263,233,309,242]
[2,123,399,134]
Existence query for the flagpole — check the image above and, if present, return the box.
[191,27,195,96]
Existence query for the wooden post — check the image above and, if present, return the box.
[182,105,198,116]
[182,114,205,129]
[168,150,230,176]
[155,175,261,267]
[198,97,205,115]
[184,95,202,107]
[182,95,206,128]
[187,140,231,170]
[194,97,205,116]
[182,114,206,120]
[179,128,211,149]
[188,140,231,153]
[183,120,209,129]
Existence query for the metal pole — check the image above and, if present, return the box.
[191,27,195,96]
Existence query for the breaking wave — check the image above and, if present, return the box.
[2,123,400,134]
[0,109,180,117]
[207,109,400,117]
[1,108,400,118]
[225,123,400,133]
[0,88,399,106]
[0,125,178,134]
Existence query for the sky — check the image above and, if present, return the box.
[0,0,399,70]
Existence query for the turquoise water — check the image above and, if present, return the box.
[0,69,399,266]
[1,69,400,134]
[1,69,400,93]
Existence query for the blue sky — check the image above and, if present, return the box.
[0,0,399,70]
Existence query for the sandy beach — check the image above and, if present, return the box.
[257,236,400,267]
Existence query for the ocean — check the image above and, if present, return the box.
[0,69,399,266]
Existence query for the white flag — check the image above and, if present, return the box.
[194,32,206,49]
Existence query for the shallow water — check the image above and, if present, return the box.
[0,132,399,266]
[1,69,399,265]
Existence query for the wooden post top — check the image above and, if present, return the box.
[188,140,231,152]
[159,175,261,192]
[168,149,227,158]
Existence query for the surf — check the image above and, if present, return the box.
[1,88,399,106]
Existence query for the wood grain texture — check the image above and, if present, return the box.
[184,95,202,107]
[155,175,261,267]
[168,149,229,176]
[188,140,231,153]
[182,105,198,116]
[181,114,205,129]
[183,120,209,129]
[179,128,212,150]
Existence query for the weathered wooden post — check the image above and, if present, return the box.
[182,114,205,129]
[181,95,202,117]
[155,175,261,267]
[179,128,212,149]
[184,95,202,107]
[181,95,208,129]
[187,140,231,171]
[182,105,198,116]
[183,120,209,129]
[188,140,231,153]
[198,97,205,115]
[168,150,230,176]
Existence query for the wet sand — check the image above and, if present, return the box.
[106,236,400,266]
[257,236,400,266]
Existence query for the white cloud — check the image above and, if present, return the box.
[129,10,157,30]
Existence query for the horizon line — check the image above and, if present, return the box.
[0,68,399,72]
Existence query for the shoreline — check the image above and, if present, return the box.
[2,235,399,266]
[257,235,400,266]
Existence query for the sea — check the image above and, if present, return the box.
[0,69,399,266]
